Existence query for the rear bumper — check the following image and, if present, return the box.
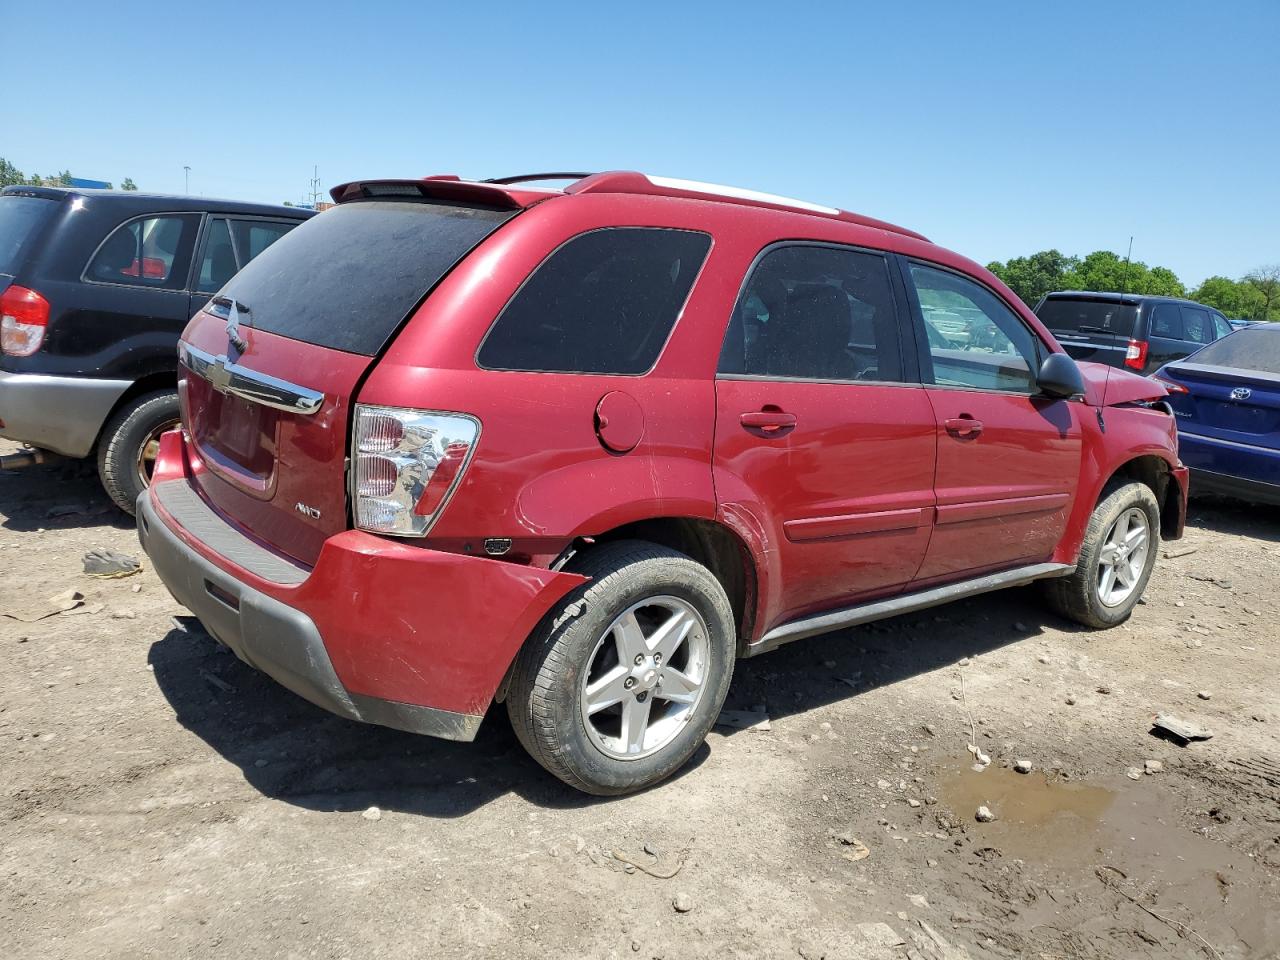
[137,431,586,740]
[0,371,131,455]
[1179,430,1280,490]
[0,370,132,458]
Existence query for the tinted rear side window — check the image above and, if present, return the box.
[1185,328,1280,375]
[1037,298,1137,338]
[0,196,55,275]
[477,228,712,374]
[210,201,513,356]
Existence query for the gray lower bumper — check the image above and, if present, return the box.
[0,370,132,457]
[136,489,483,741]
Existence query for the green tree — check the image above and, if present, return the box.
[1191,276,1265,319]
[0,157,26,187]
[986,249,1077,308]
[1145,266,1187,298]
[1062,250,1187,298]
[1244,265,1280,321]
[120,177,138,191]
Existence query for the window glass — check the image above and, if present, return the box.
[1211,314,1232,340]
[719,244,903,382]
[230,219,294,262]
[196,218,237,293]
[477,228,711,374]
[211,201,512,356]
[87,214,199,290]
[0,196,55,275]
[1180,306,1213,344]
[1036,297,1137,338]
[1188,328,1280,374]
[908,262,1040,392]
[1149,302,1183,339]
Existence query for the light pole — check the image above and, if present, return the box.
[184,166,191,194]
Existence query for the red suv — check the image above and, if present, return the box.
[138,172,1188,795]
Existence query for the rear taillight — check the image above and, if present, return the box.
[1150,372,1189,395]
[1123,339,1149,371]
[351,405,479,537]
[1,285,51,357]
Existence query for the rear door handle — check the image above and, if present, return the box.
[944,416,983,438]
[740,410,797,434]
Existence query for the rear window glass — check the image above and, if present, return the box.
[0,196,55,275]
[210,201,513,356]
[1186,328,1280,375]
[477,228,711,374]
[1036,298,1137,338]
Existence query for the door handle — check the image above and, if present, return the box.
[740,410,797,435]
[944,416,983,438]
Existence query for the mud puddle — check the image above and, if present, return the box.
[935,759,1279,958]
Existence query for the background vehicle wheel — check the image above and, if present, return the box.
[506,540,736,796]
[97,390,181,515]
[1043,481,1161,629]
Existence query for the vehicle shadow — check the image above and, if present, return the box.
[1187,493,1280,543]
[147,622,709,818]
[146,495,1279,817]
[0,457,130,533]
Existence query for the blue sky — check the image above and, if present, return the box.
[8,0,1277,286]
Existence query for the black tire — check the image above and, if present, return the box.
[1043,481,1161,629]
[97,390,181,515]
[506,540,736,796]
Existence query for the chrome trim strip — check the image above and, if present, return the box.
[746,561,1073,656]
[179,342,324,415]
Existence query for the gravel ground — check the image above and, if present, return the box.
[2,438,1278,960]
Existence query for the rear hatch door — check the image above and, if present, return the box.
[178,197,516,566]
[1036,296,1138,367]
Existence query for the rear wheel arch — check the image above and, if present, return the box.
[94,369,179,450]
[585,517,758,652]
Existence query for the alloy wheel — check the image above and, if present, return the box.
[579,596,711,761]
[1096,507,1151,607]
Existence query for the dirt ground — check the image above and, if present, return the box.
[2,436,1278,960]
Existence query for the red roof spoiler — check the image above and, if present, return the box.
[329,178,554,210]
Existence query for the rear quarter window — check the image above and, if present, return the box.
[476,228,712,375]
[0,196,56,275]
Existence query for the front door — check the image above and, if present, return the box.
[903,260,1083,584]
[713,243,936,631]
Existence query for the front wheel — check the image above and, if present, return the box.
[1043,481,1161,628]
[506,541,736,796]
[97,390,181,515]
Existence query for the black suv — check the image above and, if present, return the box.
[1034,291,1232,376]
[0,186,312,511]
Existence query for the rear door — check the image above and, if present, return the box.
[191,216,301,316]
[905,261,1082,584]
[1036,296,1137,369]
[713,243,936,628]
[50,211,201,375]
[179,199,515,566]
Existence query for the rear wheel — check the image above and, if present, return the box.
[506,541,736,796]
[1043,481,1160,628]
[97,390,181,515]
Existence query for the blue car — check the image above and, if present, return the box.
[1153,323,1280,504]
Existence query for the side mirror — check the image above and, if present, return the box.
[1037,352,1084,399]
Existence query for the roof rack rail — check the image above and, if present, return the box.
[484,172,595,185]
[565,172,928,242]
